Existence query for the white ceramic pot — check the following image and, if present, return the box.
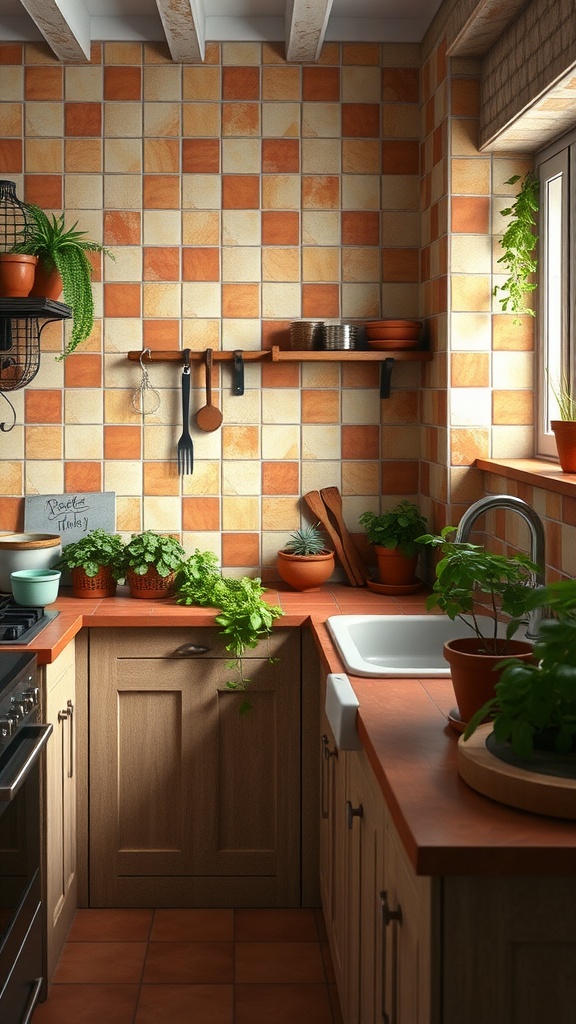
[0,533,62,593]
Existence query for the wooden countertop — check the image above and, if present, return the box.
[7,582,576,876]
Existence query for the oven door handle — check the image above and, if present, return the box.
[0,724,53,802]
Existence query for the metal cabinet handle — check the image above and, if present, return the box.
[346,799,363,830]
[320,734,336,819]
[58,700,74,779]
[380,889,402,1023]
[172,643,212,657]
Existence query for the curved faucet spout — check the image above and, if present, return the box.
[454,494,545,640]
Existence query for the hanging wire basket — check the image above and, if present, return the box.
[0,180,32,252]
[0,317,40,390]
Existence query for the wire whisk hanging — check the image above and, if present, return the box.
[131,349,161,415]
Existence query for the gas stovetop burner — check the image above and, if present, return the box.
[0,596,59,644]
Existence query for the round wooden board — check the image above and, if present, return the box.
[458,725,576,819]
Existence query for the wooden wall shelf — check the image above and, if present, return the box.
[128,347,432,364]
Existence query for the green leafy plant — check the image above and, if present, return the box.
[464,580,576,757]
[124,530,185,578]
[359,501,428,558]
[418,527,539,655]
[493,172,539,321]
[550,371,576,421]
[284,522,327,556]
[174,550,283,713]
[12,204,114,358]
[55,528,125,580]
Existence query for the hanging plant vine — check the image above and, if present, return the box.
[493,172,540,321]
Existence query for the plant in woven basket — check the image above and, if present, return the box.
[55,529,125,580]
[124,531,185,579]
[284,522,327,555]
[11,204,114,358]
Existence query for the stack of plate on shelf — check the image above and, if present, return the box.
[364,319,422,350]
[290,320,324,350]
[322,323,359,350]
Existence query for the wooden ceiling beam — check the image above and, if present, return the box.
[285,0,334,63]
[18,0,90,61]
[155,0,205,63]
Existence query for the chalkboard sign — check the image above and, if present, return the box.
[24,492,116,547]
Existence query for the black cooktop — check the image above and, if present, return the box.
[0,596,59,644]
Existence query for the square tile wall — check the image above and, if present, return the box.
[0,39,424,577]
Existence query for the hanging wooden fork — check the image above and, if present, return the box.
[176,348,194,475]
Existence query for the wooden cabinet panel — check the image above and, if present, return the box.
[89,628,301,908]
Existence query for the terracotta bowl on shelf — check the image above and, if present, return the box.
[366,339,420,350]
[366,319,422,329]
[365,325,421,341]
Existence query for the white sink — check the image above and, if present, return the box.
[326,614,510,678]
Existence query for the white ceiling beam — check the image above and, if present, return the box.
[285,0,334,63]
[155,0,205,63]
[17,0,90,61]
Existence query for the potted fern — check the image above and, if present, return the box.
[11,204,114,358]
[277,522,335,592]
[55,528,125,599]
[550,372,576,472]
[124,530,185,599]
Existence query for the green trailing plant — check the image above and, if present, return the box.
[174,550,283,714]
[418,527,539,655]
[550,371,576,421]
[464,580,576,758]
[493,172,539,321]
[55,528,125,580]
[283,522,327,556]
[12,204,114,359]
[124,530,185,578]
[359,501,428,558]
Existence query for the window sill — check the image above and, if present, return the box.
[476,458,576,498]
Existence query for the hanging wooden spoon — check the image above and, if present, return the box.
[196,348,223,432]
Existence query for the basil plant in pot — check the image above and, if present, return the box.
[55,528,125,599]
[124,530,185,599]
[464,579,576,759]
[418,527,539,724]
[359,500,427,588]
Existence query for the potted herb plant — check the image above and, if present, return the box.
[124,530,185,599]
[55,528,125,599]
[277,522,335,592]
[493,172,539,321]
[174,549,283,713]
[418,527,538,723]
[359,500,427,587]
[550,372,576,472]
[11,204,114,358]
[463,579,576,758]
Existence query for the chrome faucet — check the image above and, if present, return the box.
[454,494,546,640]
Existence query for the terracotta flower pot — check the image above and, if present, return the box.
[373,545,417,588]
[277,549,335,592]
[444,636,534,724]
[71,566,117,599]
[0,254,37,297]
[127,566,175,599]
[29,261,63,300]
[551,420,576,473]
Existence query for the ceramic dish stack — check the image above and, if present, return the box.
[364,319,422,350]
[323,323,359,350]
[290,320,324,350]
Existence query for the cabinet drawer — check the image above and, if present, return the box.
[90,626,291,661]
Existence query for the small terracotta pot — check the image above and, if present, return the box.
[373,545,417,588]
[444,637,534,724]
[29,261,63,300]
[127,566,175,599]
[71,566,117,599]
[277,549,335,592]
[551,420,576,473]
[0,254,37,297]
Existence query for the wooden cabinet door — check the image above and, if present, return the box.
[319,706,348,1001]
[44,640,77,982]
[89,628,301,908]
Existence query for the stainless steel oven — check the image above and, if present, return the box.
[0,652,52,1023]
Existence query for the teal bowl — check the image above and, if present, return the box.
[11,569,61,606]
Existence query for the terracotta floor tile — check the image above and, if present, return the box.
[52,942,147,984]
[66,909,153,942]
[142,941,234,984]
[234,983,334,1024]
[235,941,325,983]
[234,908,320,942]
[135,984,233,1024]
[32,984,139,1023]
[150,908,234,942]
